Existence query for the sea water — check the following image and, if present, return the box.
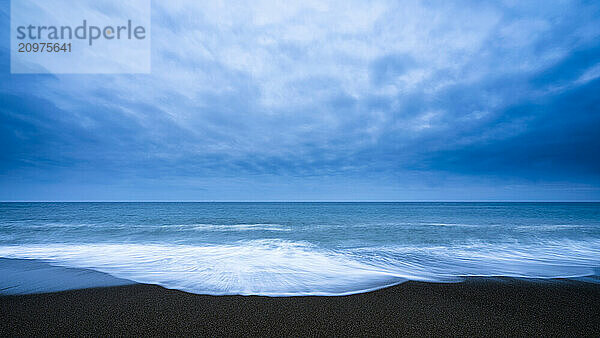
[0,202,599,296]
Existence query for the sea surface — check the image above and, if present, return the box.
[1,202,599,296]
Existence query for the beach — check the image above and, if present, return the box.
[1,203,599,336]
[2,278,599,336]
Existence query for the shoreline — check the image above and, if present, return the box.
[2,277,599,336]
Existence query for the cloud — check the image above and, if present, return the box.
[1,0,599,200]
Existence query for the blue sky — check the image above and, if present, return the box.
[1,0,599,201]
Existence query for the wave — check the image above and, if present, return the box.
[0,240,403,296]
[515,224,587,231]
[0,239,599,296]
[4,222,291,232]
[167,223,291,232]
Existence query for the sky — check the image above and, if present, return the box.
[1,0,599,201]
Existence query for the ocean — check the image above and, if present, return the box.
[1,202,599,296]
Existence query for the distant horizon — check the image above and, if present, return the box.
[2,200,599,203]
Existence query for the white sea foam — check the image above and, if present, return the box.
[0,238,599,296]
[0,240,405,296]
[185,224,291,232]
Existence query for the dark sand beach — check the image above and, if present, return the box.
[1,278,599,337]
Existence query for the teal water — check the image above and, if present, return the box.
[1,202,599,295]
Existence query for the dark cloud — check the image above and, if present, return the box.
[1,0,599,200]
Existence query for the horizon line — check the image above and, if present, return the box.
[1,200,599,203]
